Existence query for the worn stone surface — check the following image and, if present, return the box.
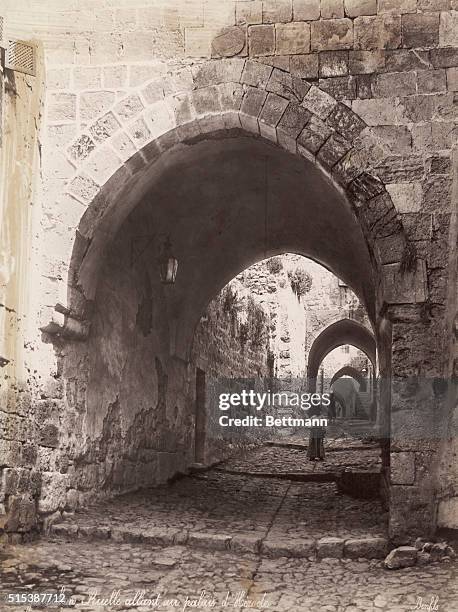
[373,71,417,98]
[402,13,440,49]
[391,451,416,485]
[319,50,349,77]
[301,85,337,119]
[318,133,352,167]
[278,102,311,137]
[344,0,377,17]
[259,93,289,126]
[47,93,77,122]
[320,75,357,99]
[386,182,423,213]
[293,0,320,21]
[344,537,388,559]
[240,86,268,116]
[38,472,68,513]
[298,115,333,153]
[311,18,354,51]
[384,546,418,569]
[236,1,263,26]
[378,0,417,12]
[1,539,457,611]
[327,103,366,140]
[248,24,275,56]
[276,22,310,55]
[211,26,246,58]
[317,536,345,558]
[321,0,345,19]
[349,49,385,74]
[290,53,319,78]
[354,15,401,50]
[440,10,458,47]
[263,0,293,23]
[241,59,273,87]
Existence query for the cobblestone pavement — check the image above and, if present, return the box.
[47,442,386,553]
[220,439,381,475]
[1,539,457,611]
[2,441,456,611]
[49,471,387,552]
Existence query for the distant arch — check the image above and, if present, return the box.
[331,365,367,391]
[307,319,376,391]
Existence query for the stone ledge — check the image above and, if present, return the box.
[50,522,389,559]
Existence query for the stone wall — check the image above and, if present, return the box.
[193,280,270,463]
[0,45,45,539]
[193,281,269,380]
[436,145,458,529]
[32,232,270,531]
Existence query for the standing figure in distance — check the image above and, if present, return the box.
[307,402,327,461]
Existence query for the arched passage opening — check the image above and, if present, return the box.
[45,44,435,539]
[307,319,377,393]
[34,52,440,543]
[61,129,381,499]
[331,366,367,391]
[70,133,377,353]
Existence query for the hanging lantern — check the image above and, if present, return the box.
[159,236,178,284]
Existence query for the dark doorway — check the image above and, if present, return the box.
[195,368,206,464]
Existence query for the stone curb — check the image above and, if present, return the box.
[214,468,338,481]
[50,523,389,559]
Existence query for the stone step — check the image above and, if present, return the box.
[265,440,378,452]
[214,467,338,481]
[49,522,389,560]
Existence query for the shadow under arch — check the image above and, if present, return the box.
[307,319,376,392]
[69,130,381,360]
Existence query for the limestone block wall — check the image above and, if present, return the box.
[193,281,269,380]
[193,280,270,463]
[0,47,45,540]
[436,145,458,529]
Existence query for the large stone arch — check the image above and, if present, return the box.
[37,57,437,544]
[38,58,427,341]
[307,318,376,391]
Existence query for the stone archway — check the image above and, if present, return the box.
[307,318,376,392]
[38,58,436,544]
[38,58,426,338]
[331,366,367,392]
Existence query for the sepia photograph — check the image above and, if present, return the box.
[0,0,457,610]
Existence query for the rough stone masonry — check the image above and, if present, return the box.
[0,0,456,547]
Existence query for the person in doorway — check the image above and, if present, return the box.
[307,403,327,461]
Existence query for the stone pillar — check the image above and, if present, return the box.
[375,316,391,508]
[386,305,448,544]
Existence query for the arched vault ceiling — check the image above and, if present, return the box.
[80,136,376,356]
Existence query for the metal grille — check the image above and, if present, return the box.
[0,16,4,45]
[5,39,36,76]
